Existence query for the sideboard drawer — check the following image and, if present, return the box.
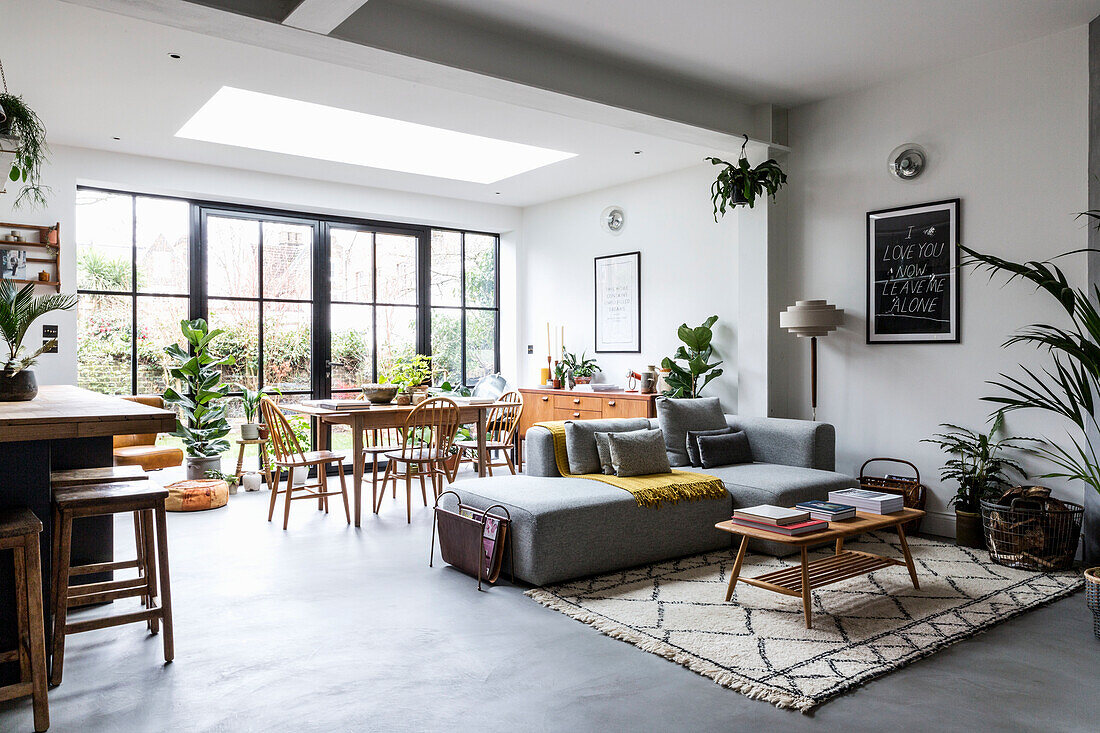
[553,395,603,412]
[553,407,602,421]
[602,397,653,420]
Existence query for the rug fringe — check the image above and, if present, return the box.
[525,588,815,712]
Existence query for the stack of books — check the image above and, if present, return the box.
[795,499,857,522]
[731,505,828,536]
[828,488,905,515]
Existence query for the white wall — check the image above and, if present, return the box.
[783,27,1089,535]
[0,145,522,386]
[517,164,741,409]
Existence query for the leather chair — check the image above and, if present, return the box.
[112,395,184,471]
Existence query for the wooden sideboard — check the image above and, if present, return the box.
[516,388,659,465]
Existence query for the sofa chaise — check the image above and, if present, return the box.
[442,414,857,586]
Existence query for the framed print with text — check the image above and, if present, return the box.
[594,251,641,353]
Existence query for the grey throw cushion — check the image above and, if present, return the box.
[698,430,753,469]
[564,418,652,474]
[608,428,672,477]
[593,432,615,475]
[656,397,727,466]
[686,426,734,466]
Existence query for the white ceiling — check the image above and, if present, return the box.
[377,0,1100,106]
[4,0,736,207]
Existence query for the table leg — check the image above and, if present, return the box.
[896,523,920,589]
[235,442,246,481]
[476,409,488,478]
[835,537,844,555]
[725,536,749,601]
[316,417,327,511]
[800,546,813,629]
[352,419,364,527]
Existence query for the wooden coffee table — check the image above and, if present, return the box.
[715,508,925,628]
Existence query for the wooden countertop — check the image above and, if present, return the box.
[0,385,177,442]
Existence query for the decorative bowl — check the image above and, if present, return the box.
[362,383,399,404]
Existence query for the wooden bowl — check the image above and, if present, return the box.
[362,383,399,404]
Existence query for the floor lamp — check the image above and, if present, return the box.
[779,300,844,421]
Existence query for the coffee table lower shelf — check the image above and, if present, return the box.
[740,550,901,596]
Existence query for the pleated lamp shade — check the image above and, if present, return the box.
[779,300,844,337]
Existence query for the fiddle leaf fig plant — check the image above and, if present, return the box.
[163,319,235,458]
[661,315,724,398]
[707,135,787,218]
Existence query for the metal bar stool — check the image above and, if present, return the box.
[49,481,174,686]
[0,508,49,731]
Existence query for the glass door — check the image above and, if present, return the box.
[201,208,320,460]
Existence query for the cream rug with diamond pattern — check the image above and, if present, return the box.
[526,531,1082,712]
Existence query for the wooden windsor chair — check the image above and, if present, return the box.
[377,397,461,523]
[456,390,523,476]
[261,397,351,529]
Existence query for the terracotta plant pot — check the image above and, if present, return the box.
[395,392,412,406]
[257,424,269,441]
[1085,567,1100,640]
[574,377,591,385]
[955,509,986,549]
[0,369,38,401]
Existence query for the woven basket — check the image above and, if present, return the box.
[859,458,927,533]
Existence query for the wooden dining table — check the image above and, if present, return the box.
[283,400,504,527]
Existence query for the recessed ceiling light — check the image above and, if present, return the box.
[168,53,181,59]
[176,87,577,184]
[633,150,642,155]
[112,137,121,141]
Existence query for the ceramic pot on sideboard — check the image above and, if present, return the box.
[0,369,38,401]
[955,509,986,549]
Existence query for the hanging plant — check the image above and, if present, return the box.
[0,59,49,209]
[706,134,786,219]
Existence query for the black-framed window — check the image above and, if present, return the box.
[429,229,500,386]
[75,188,501,403]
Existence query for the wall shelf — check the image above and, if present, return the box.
[0,221,61,292]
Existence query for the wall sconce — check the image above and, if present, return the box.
[888,143,926,180]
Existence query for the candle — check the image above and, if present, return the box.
[547,322,551,357]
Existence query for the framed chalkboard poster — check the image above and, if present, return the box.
[867,199,960,344]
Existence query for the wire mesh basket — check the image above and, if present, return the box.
[980,495,1083,571]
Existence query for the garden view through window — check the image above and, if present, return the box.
[76,188,499,466]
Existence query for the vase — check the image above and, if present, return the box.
[0,369,38,401]
[1085,567,1100,640]
[241,423,260,440]
[954,509,985,549]
[242,473,262,492]
[185,455,221,481]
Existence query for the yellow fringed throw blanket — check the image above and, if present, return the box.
[534,421,727,509]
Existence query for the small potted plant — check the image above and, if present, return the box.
[923,413,1037,548]
[0,90,49,208]
[205,469,240,496]
[164,319,235,480]
[0,281,76,400]
[706,135,787,218]
[385,354,432,405]
[237,384,279,440]
[562,351,601,385]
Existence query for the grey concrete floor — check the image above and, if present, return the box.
[1,478,1097,732]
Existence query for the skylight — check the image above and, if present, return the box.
[176,87,577,184]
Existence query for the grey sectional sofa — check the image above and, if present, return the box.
[441,414,856,586]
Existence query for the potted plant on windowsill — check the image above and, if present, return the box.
[706,135,786,218]
[163,319,235,480]
[562,351,600,386]
[0,88,49,208]
[0,281,76,401]
[923,413,1037,549]
[237,384,279,440]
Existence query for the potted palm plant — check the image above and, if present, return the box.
[237,384,278,440]
[924,413,1036,548]
[163,319,235,479]
[706,135,787,218]
[0,281,76,400]
[0,89,49,208]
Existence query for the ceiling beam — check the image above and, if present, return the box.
[282,0,368,35]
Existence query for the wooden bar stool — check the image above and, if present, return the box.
[49,481,174,686]
[0,508,49,732]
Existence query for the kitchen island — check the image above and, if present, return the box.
[0,385,175,680]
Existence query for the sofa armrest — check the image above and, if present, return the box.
[523,426,561,477]
[725,416,836,471]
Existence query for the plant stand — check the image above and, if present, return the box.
[234,438,273,491]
